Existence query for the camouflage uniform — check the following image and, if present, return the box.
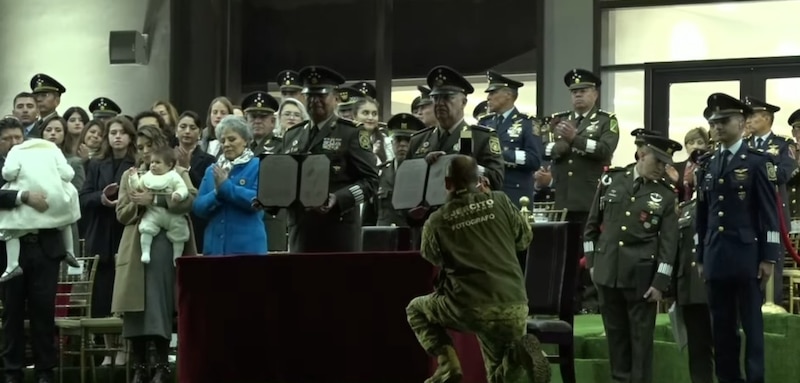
[406,190,550,383]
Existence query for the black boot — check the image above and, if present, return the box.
[129,337,150,383]
[150,337,171,383]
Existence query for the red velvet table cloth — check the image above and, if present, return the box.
[177,252,488,383]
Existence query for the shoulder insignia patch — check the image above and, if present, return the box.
[608,114,619,134]
[285,120,308,132]
[478,113,496,123]
[472,124,496,133]
[489,136,501,155]
[358,130,372,151]
[766,162,777,182]
[601,174,613,186]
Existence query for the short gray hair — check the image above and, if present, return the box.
[215,115,253,144]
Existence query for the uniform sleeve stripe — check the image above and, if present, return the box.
[657,263,673,276]
[583,241,594,253]
[545,142,555,157]
[349,185,364,204]
[586,139,598,154]
[767,231,780,244]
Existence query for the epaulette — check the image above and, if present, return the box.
[478,113,496,122]
[603,165,627,173]
[771,134,795,143]
[338,118,362,128]
[597,109,616,118]
[678,198,696,209]
[747,147,770,157]
[411,126,435,137]
[285,120,308,133]
[471,124,496,133]
[656,177,675,191]
[378,160,393,168]
[550,111,571,118]
[272,136,284,142]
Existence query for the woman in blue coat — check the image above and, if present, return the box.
[193,115,267,255]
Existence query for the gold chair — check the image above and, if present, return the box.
[55,255,124,383]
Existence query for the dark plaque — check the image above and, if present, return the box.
[257,154,330,208]
[392,158,428,210]
[425,154,458,207]
[258,155,298,208]
[298,154,331,207]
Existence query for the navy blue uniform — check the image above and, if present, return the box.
[747,132,797,305]
[696,143,779,383]
[479,109,542,208]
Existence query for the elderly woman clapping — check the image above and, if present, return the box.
[192,115,267,255]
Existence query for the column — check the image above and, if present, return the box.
[373,0,394,122]
[540,0,595,115]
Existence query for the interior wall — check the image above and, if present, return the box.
[0,0,171,117]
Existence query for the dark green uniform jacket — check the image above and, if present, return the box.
[546,107,620,213]
[407,120,505,191]
[421,190,532,308]
[673,199,707,304]
[584,164,678,294]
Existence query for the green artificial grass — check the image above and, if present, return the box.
[546,313,800,383]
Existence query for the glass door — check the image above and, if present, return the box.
[645,57,800,161]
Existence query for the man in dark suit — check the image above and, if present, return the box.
[280,66,379,252]
[406,65,505,191]
[479,70,542,208]
[696,93,779,383]
[375,113,426,226]
[29,74,65,138]
[743,96,797,305]
[242,91,287,251]
[0,117,63,383]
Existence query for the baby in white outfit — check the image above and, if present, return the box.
[0,139,81,282]
[128,147,190,264]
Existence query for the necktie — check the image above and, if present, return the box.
[720,150,731,173]
[633,177,643,194]
[305,126,319,152]
[496,114,504,126]
[575,115,584,127]
[756,138,764,149]
[438,129,450,151]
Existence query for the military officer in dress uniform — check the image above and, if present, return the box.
[242,91,287,251]
[277,69,305,105]
[413,85,436,128]
[352,81,377,100]
[743,96,797,304]
[280,65,379,252]
[375,113,426,226]
[546,68,620,223]
[584,133,681,383]
[479,70,543,208]
[337,87,361,120]
[787,109,800,219]
[472,101,489,121]
[88,97,122,122]
[696,93,779,383]
[548,68,620,314]
[406,65,505,190]
[673,190,714,383]
[29,73,65,138]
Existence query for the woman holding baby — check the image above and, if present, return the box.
[112,125,198,383]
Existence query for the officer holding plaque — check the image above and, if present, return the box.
[277,65,379,252]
